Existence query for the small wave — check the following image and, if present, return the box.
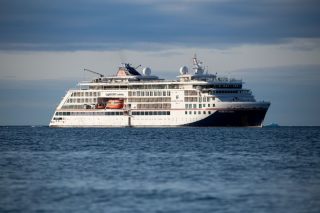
[195,195,219,201]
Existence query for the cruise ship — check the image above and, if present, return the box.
[49,55,270,127]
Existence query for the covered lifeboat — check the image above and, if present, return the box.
[106,99,124,109]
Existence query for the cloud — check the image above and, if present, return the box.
[1,38,319,81]
[0,0,319,50]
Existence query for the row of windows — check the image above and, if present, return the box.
[54,110,212,119]
[184,90,198,96]
[128,97,171,103]
[129,85,179,89]
[54,111,171,117]
[197,84,242,89]
[184,97,214,102]
[131,111,170,116]
[66,98,97,104]
[71,92,101,97]
[88,84,180,90]
[185,111,212,115]
[61,105,94,109]
[55,111,125,116]
[89,86,127,90]
[128,91,171,97]
[210,90,250,94]
[185,104,215,109]
[136,103,171,109]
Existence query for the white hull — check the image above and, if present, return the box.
[50,102,269,127]
[50,110,215,127]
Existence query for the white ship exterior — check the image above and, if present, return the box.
[49,55,270,127]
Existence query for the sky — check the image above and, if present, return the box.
[0,0,320,125]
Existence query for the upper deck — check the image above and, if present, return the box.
[78,55,242,89]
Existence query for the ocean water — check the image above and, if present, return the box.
[0,127,320,213]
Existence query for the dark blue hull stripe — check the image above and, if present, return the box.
[184,109,268,127]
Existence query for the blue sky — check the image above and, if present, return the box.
[0,0,320,125]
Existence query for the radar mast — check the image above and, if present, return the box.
[192,54,204,75]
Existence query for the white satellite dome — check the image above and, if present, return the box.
[179,66,188,75]
[143,67,151,76]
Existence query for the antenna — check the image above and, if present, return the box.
[84,68,104,77]
[192,53,204,74]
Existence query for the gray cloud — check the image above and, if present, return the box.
[0,0,319,50]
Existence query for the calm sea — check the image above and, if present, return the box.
[0,126,320,213]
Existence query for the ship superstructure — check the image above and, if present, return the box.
[50,55,270,127]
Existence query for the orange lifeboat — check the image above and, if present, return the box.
[106,99,124,109]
